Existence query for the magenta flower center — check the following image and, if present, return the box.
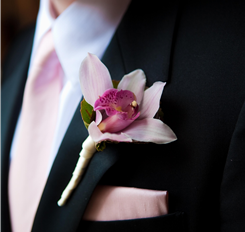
[94,89,140,133]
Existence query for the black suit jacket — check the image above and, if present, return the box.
[2,0,245,231]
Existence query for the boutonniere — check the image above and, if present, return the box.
[57,53,177,206]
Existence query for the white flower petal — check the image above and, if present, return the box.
[79,53,113,106]
[117,69,146,104]
[95,110,102,125]
[123,118,177,144]
[138,82,166,119]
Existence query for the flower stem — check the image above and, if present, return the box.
[57,136,96,206]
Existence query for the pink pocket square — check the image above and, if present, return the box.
[83,185,168,221]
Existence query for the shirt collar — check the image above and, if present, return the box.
[30,0,131,85]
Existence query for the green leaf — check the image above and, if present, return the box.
[112,80,120,89]
[96,141,106,151]
[154,107,164,122]
[80,99,95,129]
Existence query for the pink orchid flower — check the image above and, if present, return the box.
[79,53,177,144]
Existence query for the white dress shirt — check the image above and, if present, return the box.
[10,0,131,174]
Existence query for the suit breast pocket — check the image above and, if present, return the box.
[77,212,185,232]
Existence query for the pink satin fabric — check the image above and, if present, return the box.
[83,186,168,221]
[8,30,62,232]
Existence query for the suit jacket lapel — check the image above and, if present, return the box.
[32,1,180,231]
[32,0,180,230]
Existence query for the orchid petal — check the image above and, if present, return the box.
[94,89,118,116]
[115,90,136,111]
[98,112,140,133]
[94,89,136,118]
[88,121,132,143]
[117,69,146,104]
[138,82,166,119]
[95,110,102,125]
[123,118,177,144]
[79,53,113,106]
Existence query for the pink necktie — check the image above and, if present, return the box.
[8,30,62,232]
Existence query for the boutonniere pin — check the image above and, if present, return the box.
[57,53,177,206]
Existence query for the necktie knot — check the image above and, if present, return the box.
[32,30,56,67]
[29,30,62,91]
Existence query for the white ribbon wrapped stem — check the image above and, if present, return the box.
[57,136,96,206]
